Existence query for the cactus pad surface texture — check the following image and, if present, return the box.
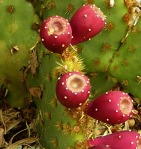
[2,0,141,149]
[0,0,39,107]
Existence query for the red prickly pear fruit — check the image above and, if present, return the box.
[40,16,72,54]
[87,130,140,149]
[70,4,106,45]
[89,144,111,149]
[86,91,133,125]
[56,71,91,108]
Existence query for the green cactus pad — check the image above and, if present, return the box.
[109,18,141,99]
[80,0,128,72]
[27,49,85,148]
[0,0,39,107]
[88,71,116,99]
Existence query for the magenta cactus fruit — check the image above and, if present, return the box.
[56,71,91,108]
[70,4,106,45]
[89,144,111,149]
[40,15,72,53]
[86,91,133,125]
[88,130,140,149]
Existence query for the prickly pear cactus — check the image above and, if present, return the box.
[25,0,141,148]
[0,0,39,107]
